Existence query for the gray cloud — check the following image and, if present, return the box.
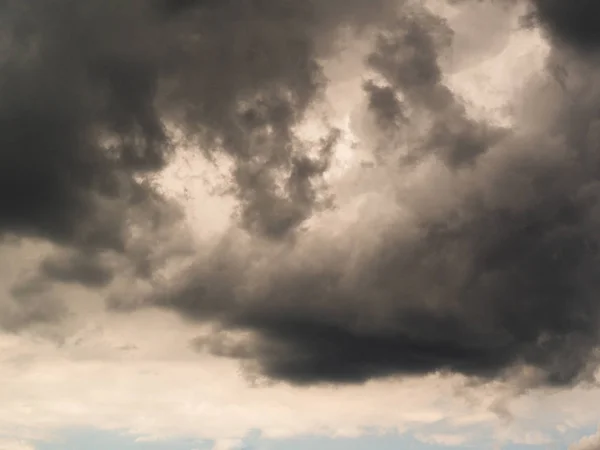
[0,0,398,305]
[364,81,406,129]
[134,3,600,388]
[5,0,600,390]
[0,0,168,244]
[528,0,600,51]
[7,277,67,332]
[157,0,398,238]
[466,1,600,53]
[364,8,506,167]
[39,251,114,288]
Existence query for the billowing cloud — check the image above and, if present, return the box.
[571,427,600,450]
[3,0,600,394]
[142,1,600,388]
[0,0,398,325]
[0,0,397,267]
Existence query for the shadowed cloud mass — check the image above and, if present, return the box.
[3,0,600,389]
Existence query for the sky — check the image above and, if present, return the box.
[3,0,600,449]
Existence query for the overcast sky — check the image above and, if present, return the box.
[2,1,600,449]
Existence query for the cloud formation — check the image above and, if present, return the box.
[0,0,396,250]
[0,0,397,325]
[149,1,600,387]
[571,427,600,450]
[4,0,600,391]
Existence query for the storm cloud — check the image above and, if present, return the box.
[149,1,600,387]
[529,0,600,50]
[0,0,398,308]
[4,0,600,389]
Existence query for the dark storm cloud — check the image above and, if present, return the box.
[472,0,600,52]
[0,0,168,246]
[0,0,398,299]
[137,3,600,388]
[7,0,600,389]
[528,0,600,50]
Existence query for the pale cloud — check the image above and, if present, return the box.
[415,433,470,446]
[571,428,600,450]
[0,310,480,443]
[210,439,244,450]
[0,304,599,449]
[0,438,36,450]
